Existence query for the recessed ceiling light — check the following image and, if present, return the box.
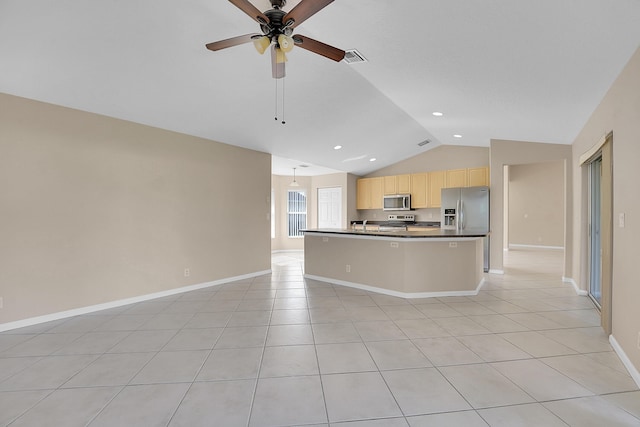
[369,158,377,162]
[432,112,443,117]
[453,134,462,138]
[334,145,342,150]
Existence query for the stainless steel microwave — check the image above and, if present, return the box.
[383,194,412,211]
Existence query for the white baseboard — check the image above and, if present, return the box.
[489,269,505,275]
[271,250,303,254]
[509,244,564,250]
[609,335,640,388]
[0,269,271,333]
[562,277,588,296]
[304,274,484,299]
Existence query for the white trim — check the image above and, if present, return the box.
[304,274,485,299]
[489,269,505,275]
[562,277,588,296]
[0,269,271,333]
[579,131,612,165]
[271,250,304,254]
[509,244,564,250]
[609,335,640,388]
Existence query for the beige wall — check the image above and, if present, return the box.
[570,46,640,372]
[508,161,565,247]
[0,93,271,325]
[489,140,572,274]
[365,145,490,176]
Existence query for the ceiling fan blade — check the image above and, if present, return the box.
[228,0,270,24]
[292,34,345,62]
[205,33,260,51]
[283,0,334,29]
[271,45,286,79]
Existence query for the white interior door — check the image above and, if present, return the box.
[318,187,342,229]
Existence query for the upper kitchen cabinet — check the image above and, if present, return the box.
[445,169,468,188]
[410,173,428,208]
[356,178,371,209]
[468,167,490,186]
[370,177,383,209]
[428,170,446,208]
[383,174,411,195]
[356,177,383,209]
[397,174,411,194]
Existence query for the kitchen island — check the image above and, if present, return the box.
[303,228,488,298]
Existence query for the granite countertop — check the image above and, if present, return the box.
[303,228,489,239]
[350,221,441,228]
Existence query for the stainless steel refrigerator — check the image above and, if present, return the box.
[441,186,490,272]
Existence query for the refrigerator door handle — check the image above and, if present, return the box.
[460,200,464,230]
[456,199,461,231]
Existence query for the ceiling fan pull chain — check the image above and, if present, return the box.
[274,78,279,121]
[281,77,286,124]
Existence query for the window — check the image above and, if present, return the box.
[287,189,307,237]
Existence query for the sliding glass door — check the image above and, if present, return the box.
[588,155,602,308]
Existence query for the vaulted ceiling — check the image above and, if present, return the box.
[1,0,639,175]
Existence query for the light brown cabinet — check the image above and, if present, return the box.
[357,177,383,209]
[468,167,489,186]
[410,173,428,209]
[383,174,411,195]
[357,167,488,210]
[446,169,468,188]
[428,171,446,208]
[356,178,371,210]
[370,177,383,209]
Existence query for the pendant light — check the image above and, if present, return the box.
[290,167,300,187]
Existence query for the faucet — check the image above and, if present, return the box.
[363,219,368,231]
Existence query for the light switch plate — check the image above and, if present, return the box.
[619,213,625,228]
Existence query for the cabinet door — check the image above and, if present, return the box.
[397,174,411,194]
[428,171,446,208]
[383,176,397,195]
[468,167,489,186]
[356,178,371,209]
[410,173,428,209]
[446,169,468,188]
[370,177,384,209]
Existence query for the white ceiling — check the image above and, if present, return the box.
[1,1,639,176]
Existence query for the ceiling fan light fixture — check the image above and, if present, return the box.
[275,47,288,64]
[253,36,271,54]
[278,34,294,53]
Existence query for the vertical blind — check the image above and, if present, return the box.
[287,190,307,237]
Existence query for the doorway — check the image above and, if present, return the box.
[317,187,342,229]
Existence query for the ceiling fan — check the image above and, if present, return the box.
[206,0,345,79]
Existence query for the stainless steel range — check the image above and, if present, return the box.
[378,214,415,231]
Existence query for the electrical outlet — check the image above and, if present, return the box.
[346,265,351,273]
[449,242,457,248]
[323,237,329,242]
[184,268,190,277]
[619,213,626,228]
[0,297,3,309]
[390,242,399,248]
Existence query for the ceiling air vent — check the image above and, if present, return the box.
[417,139,431,147]
[343,49,367,64]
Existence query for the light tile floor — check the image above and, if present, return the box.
[1,249,639,426]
